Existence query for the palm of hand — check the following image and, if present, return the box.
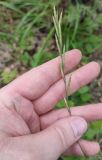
[0,93,40,136]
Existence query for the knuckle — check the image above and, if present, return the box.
[53,123,68,149]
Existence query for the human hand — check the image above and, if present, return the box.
[0,49,101,160]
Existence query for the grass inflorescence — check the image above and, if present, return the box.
[53,6,72,115]
[53,6,87,159]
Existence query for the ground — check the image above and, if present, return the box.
[0,1,102,160]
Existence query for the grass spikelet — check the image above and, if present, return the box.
[53,6,87,158]
[53,6,71,115]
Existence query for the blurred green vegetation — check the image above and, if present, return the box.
[0,0,102,159]
[1,69,18,84]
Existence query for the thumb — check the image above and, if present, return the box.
[26,116,87,160]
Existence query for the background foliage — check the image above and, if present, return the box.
[0,0,102,159]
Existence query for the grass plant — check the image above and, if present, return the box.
[53,6,87,159]
[53,6,71,115]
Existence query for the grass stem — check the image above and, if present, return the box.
[53,6,87,158]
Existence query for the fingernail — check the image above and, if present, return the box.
[70,117,87,138]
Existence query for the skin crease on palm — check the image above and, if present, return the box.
[0,49,101,160]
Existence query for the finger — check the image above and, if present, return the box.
[2,137,99,160]
[3,49,82,100]
[64,140,100,156]
[40,103,102,129]
[34,62,100,115]
[11,117,87,160]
